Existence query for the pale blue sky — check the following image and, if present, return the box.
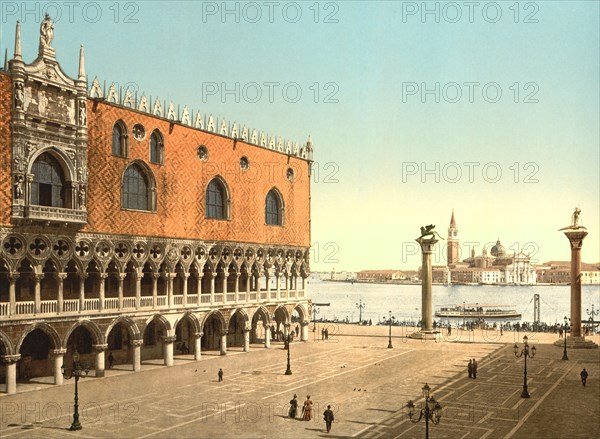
[1,1,598,271]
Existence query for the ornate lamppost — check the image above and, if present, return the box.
[562,316,570,360]
[356,299,366,324]
[61,351,90,431]
[312,306,320,332]
[587,304,598,335]
[513,335,536,398]
[406,383,442,439]
[284,333,292,375]
[387,310,395,349]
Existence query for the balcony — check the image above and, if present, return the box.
[13,204,87,226]
[0,288,306,319]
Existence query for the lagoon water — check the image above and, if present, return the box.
[307,276,600,325]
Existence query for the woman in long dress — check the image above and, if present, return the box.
[302,395,313,421]
[288,394,298,418]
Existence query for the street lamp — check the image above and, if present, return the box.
[284,333,292,375]
[387,310,396,349]
[587,304,598,335]
[312,306,320,332]
[61,351,90,431]
[356,299,366,324]
[406,383,442,439]
[562,316,569,361]
[513,335,536,398]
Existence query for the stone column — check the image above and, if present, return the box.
[263,324,271,348]
[56,273,67,313]
[193,332,202,361]
[235,273,240,302]
[135,269,142,309]
[410,237,438,340]
[222,273,229,299]
[301,320,309,341]
[118,273,125,310]
[162,336,176,366]
[51,348,66,385]
[243,327,250,352]
[182,273,189,306]
[152,273,159,307]
[220,329,228,355]
[196,273,203,306]
[266,270,271,297]
[210,273,217,304]
[166,273,175,307]
[34,273,43,314]
[79,274,87,312]
[131,339,143,371]
[98,273,107,312]
[565,230,586,337]
[3,354,21,394]
[93,344,107,377]
[9,273,18,316]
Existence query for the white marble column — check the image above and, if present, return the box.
[263,324,271,348]
[301,320,309,341]
[98,273,107,312]
[3,355,20,394]
[93,344,107,377]
[78,274,86,312]
[220,330,227,356]
[182,273,189,305]
[8,274,18,316]
[131,339,143,371]
[56,273,67,313]
[118,273,125,309]
[52,348,66,385]
[163,336,175,366]
[194,332,202,361]
[243,328,250,352]
[34,273,43,314]
[135,269,142,309]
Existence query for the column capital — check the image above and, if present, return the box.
[34,273,45,281]
[2,354,21,364]
[162,335,177,344]
[153,273,161,280]
[51,348,67,356]
[8,272,20,282]
[183,273,190,279]
[55,272,68,281]
[93,344,108,352]
[99,273,109,279]
[193,332,204,339]
[118,273,127,281]
[219,329,229,337]
[211,272,218,279]
[130,339,144,347]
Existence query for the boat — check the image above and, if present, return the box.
[435,303,521,319]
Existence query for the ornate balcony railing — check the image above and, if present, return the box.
[14,204,87,225]
[0,289,307,319]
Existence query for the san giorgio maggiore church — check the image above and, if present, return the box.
[433,211,537,285]
[0,18,313,394]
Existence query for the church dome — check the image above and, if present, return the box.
[490,239,505,257]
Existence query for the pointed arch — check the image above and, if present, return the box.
[29,151,72,208]
[63,320,105,349]
[16,323,61,352]
[112,119,129,157]
[200,309,227,332]
[105,316,141,341]
[265,187,284,226]
[121,160,156,211]
[0,330,14,356]
[205,176,231,220]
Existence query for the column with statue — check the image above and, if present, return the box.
[410,225,442,340]
[555,208,597,349]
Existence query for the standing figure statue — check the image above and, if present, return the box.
[40,14,54,49]
[572,207,581,228]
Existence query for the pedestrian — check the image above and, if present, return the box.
[447,324,452,336]
[295,325,299,337]
[325,328,329,340]
[180,341,188,354]
[580,368,588,387]
[468,359,473,379]
[321,328,325,341]
[108,351,114,369]
[218,368,223,382]
[323,404,334,433]
[500,326,503,336]
[472,358,478,379]
[302,395,313,421]
[288,394,298,418]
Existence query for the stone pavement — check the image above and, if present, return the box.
[0,325,598,439]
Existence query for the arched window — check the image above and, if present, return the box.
[122,164,154,211]
[206,178,228,220]
[150,130,164,164]
[112,121,128,157]
[265,189,284,226]
[31,153,65,207]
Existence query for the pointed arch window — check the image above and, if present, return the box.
[31,152,66,207]
[150,130,164,164]
[112,121,128,157]
[265,189,284,226]
[122,163,155,211]
[206,178,229,220]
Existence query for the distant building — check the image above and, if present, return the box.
[356,270,405,283]
[536,261,600,284]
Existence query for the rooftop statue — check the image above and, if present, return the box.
[40,14,54,49]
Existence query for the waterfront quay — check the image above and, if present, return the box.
[0,324,598,438]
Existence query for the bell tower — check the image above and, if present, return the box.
[447,209,459,266]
